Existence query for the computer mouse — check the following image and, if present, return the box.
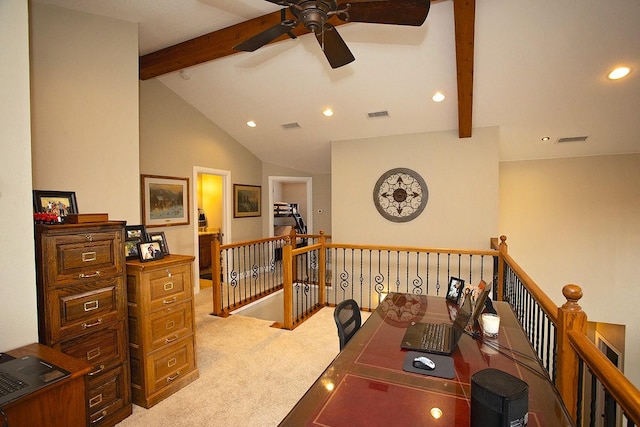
[412,356,436,370]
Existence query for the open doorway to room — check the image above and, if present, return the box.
[268,176,313,238]
[192,167,232,294]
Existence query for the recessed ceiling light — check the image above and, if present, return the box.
[432,92,445,102]
[322,108,334,117]
[541,136,550,141]
[246,120,256,128]
[608,66,631,80]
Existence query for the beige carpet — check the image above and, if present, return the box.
[116,284,344,427]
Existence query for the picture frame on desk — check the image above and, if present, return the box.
[233,184,261,218]
[32,190,78,222]
[141,174,190,227]
[446,277,464,304]
[138,241,164,262]
[148,231,170,255]
[125,224,148,260]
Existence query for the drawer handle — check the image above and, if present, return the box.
[166,372,180,383]
[166,269,172,278]
[79,271,101,279]
[166,320,175,330]
[88,364,105,376]
[86,347,101,361]
[165,335,178,344]
[82,318,103,329]
[84,300,99,312]
[163,281,174,291]
[89,393,103,408]
[82,251,97,262]
[91,410,107,424]
[163,297,177,305]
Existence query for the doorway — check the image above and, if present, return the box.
[268,176,313,237]
[192,167,232,294]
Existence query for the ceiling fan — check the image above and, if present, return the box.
[233,0,431,68]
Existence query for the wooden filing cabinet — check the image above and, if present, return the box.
[34,221,132,427]
[126,254,199,408]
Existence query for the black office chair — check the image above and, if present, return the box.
[334,299,362,350]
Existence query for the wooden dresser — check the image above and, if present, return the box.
[34,221,132,427]
[126,254,199,408]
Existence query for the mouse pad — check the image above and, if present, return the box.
[402,351,455,379]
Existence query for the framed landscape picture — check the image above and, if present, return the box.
[141,175,190,228]
[233,184,261,218]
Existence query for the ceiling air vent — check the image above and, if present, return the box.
[556,136,589,143]
[282,122,301,129]
[367,110,389,119]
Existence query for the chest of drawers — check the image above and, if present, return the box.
[126,254,199,408]
[35,222,132,427]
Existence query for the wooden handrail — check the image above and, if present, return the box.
[326,242,497,257]
[499,248,558,323]
[568,330,640,425]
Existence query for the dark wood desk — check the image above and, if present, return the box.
[280,293,573,427]
[3,343,91,427]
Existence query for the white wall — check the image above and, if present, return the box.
[0,0,39,351]
[139,79,263,248]
[332,127,500,248]
[30,4,140,222]
[500,154,640,387]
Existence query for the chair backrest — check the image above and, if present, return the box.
[334,299,362,350]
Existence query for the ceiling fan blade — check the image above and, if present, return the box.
[337,0,431,26]
[234,20,298,52]
[315,24,355,69]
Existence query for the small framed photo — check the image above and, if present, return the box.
[233,184,261,218]
[141,174,190,228]
[446,277,465,304]
[125,225,148,260]
[138,241,164,262]
[148,231,170,255]
[124,240,140,260]
[32,190,78,222]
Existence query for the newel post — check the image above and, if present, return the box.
[556,284,587,422]
[212,233,222,316]
[282,238,294,330]
[318,231,327,306]
[497,235,508,301]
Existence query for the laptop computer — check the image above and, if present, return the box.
[401,293,473,355]
[0,355,70,407]
[402,281,494,355]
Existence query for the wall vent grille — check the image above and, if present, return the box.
[367,110,390,118]
[557,136,589,143]
[282,122,301,129]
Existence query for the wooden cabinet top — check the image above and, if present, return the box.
[35,221,127,234]
[126,254,195,272]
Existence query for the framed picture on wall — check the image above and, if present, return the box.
[233,184,261,218]
[141,174,190,228]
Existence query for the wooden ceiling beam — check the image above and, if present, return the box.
[453,0,475,138]
[138,0,473,139]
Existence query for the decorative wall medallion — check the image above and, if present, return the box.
[373,168,428,222]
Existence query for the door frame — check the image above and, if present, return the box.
[192,166,232,294]
[268,176,313,237]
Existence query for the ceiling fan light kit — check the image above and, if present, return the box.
[233,0,431,68]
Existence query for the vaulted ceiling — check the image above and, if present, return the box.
[35,0,640,174]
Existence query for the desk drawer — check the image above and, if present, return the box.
[47,231,122,286]
[147,337,195,395]
[147,264,191,311]
[130,302,193,352]
[58,320,127,374]
[88,363,129,426]
[47,279,124,343]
